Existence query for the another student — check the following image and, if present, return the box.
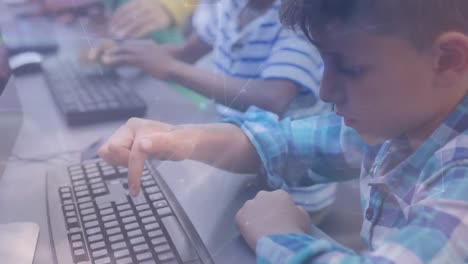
[98,0,468,262]
[97,0,325,116]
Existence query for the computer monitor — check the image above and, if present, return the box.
[0,38,23,178]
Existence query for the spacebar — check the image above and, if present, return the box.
[162,215,199,262]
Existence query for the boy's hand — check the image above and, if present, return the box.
[235,190,311,250]
[101,40,176,80]
[98,118,199,196]
[109,0,172,39]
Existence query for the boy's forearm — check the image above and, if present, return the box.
[163,34,212,64]
[178,123,261,174]
[165,61,297,114]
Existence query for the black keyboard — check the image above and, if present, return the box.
[43,58,147,126]
[0,17,59,55]
[47,158,213,264]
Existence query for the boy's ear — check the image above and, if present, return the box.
[432,32,468,87]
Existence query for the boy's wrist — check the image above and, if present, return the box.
[164,59,189,83]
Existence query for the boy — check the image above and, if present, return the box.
[99,0,468,262]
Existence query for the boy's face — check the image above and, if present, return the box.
[313,23,448,145]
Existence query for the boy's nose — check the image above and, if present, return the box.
[319,72,345,105]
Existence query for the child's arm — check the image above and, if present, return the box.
[102,39,299,114]
[98,118,261,196]
[236,165,468,264]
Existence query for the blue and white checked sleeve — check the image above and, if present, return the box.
[256,164,468,264]
[224,107,363,188]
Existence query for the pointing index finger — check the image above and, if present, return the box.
[127,138,148,197]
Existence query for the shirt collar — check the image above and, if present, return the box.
[369,95,468,202]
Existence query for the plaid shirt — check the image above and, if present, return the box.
[226,94,468,263]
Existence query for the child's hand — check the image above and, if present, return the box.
[101,39,176,80]
[98,118,198,196]
[109,0,172,39]
[80,40,116,64]
[235,190,311,251]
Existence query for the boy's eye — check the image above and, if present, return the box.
[337,65,367,78]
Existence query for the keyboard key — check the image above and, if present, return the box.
[122,216,137,224]
[136,204,150,211]
[93,188,108,196]
[111,241,127,250]
[158,251,175,262]
[141,216,157,224]
[90,241,106,250]
[70,233,83,241]
[148,193,163,201]
[76,190,91,198]
[97,202,113,210]
[154,244,170,253]
[73,248,86,256]
[91,249,108,259]
[157,207,172,216]
[114,248,130,258]
[100,208,114,216]
[127,229,142,237]
[124,222,139,231]
[142,180,156,187]
[77,197,92,204]
[148,230,163,238]
[104,220,119,229]
[117,203,131,211]
[80,208,95,215]
[144,222,160,231]
[83,214,98,222]
[150,237,167,246]
[144,186,160,194]
[106,227,122,236]
[91,182,105,189]
[138,210,153,218]
[72,241,83,248]
[130,236,145,245]
[79,202,94,210]
[86,227,102,236]
[93,256,111,264]
[119,210,134,217]
[84,220,99,229]
[115,257,133,264]
[64,204,75,211]
[109,234,124,243]
[65,211,76,217]
[152,200,168,209]
[88,234,104,243]
[136,252,152,261]
[133,243,149,253]
[102,214,116,222]
[139,260,157,264]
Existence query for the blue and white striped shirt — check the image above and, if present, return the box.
[193,0,324,105]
